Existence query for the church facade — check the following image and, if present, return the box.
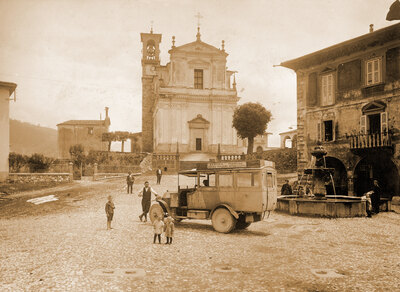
[141,28,243,155]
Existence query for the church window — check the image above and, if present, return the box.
[321,74,334,106]
[196,138,202,150]
[194,69,203,89]
[88,127,93,135]
[365,58,382,86]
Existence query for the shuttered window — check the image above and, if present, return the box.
[380,112,388,134]
[386,47,400,82]
[307,72,318,106]
[338,59,361,92]
[321,74,334,105]
[360,115,367,134]
[365,58,382,86]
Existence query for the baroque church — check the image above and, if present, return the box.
[141,26,245,155]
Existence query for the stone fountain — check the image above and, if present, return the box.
[277,146,366,217]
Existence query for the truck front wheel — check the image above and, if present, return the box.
[211,208,236,233]
[149,204,164,223]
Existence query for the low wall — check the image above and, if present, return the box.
[8,173,72,183]
[93,172,141,181]
[152,154,180,172]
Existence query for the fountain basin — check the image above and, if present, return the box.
[276,196,366,218]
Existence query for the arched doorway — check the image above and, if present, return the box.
[325,156,348,195]
[283,136,292,148]
[354,153,399,197]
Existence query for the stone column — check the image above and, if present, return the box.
[347,170,354,196]
[93,163,98,181]
[68,162,73,181]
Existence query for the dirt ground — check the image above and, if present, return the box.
[1,174,399,292]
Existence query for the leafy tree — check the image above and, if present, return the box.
[69,144,86,178]
[9,152,27,173]
[233,102,272,154]
[102,132,116,151]
[27,153,53,173]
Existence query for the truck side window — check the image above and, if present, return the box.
[253,172,261,187]
[219,173,233,187]
[266,173,273,187]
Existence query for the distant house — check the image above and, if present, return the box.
[279,129,297,149]
[57,107,111,159]
[0,81,17,182]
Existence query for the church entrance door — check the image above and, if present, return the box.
[188,114,210,153]
[196,138,202,151]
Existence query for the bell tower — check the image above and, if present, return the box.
[141,29,162,153]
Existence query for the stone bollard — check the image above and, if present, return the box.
[93,163,98,181]
[68,162,73,181]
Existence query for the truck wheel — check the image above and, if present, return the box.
[212,208,236,233]
[236,216,251,230]
[149,204,164,223]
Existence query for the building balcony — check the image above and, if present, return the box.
[349,132,393,152]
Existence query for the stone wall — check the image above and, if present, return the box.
[8,173,72,183]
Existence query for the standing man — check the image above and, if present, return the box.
[127,171,134,194]
[371,179,382,214]
[156,167,162,185]
[281,179,292,196]
[138,181,159,222]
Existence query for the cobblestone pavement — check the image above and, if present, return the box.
[1,174,400,291]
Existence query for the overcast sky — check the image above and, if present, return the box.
[0,0,397,146]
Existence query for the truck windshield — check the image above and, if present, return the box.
[178,173,198,190]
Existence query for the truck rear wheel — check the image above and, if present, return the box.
[211,208,236,233]
[149,204,164,223]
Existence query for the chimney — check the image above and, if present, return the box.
[105,107,109,119]
[369,24,374,33]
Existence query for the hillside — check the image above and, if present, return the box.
[10,119,57,157]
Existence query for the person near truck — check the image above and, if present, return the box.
[137,181,159,222]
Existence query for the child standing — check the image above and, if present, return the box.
[164,216,175,244]
[105,195,115,230]
[153,215,164,244]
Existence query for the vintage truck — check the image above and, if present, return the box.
[149,160,278,233]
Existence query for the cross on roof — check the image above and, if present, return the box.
[195,12,203,27]
[150,20,154,33]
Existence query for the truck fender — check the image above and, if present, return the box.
[156,199,170,214]
[210,204,239,220]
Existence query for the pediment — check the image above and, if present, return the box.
[188,114,210,124]
[169,40,227,56]
[362,101,386,113]
[321,66,335,73]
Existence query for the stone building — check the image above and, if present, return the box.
[281,23,400,197]
[250,132,272,152]
[57,107,111,159]
[279,129,297,149]
[0,81,17,182]
[141,27,243,155]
